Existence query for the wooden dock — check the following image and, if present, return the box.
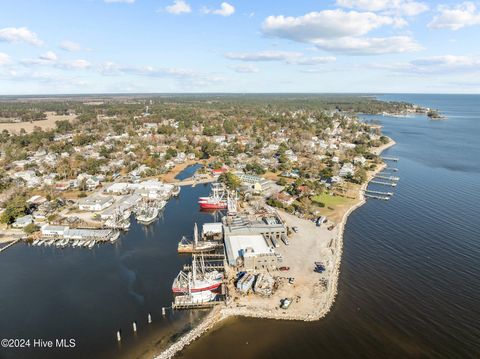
[370,180,397,187]
[183,262,225,271]
[375,175,400,181]
[365,190,394,196]
[364,194,390,201]
[0,238,21,253]
[172,300,223,310]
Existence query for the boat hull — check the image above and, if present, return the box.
[172,282,222,293]
[199,202,227,209]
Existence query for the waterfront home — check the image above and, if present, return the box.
[78,195,114,212]
[12,215,34,229]
[339,163,355,177]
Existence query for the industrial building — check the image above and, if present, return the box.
[224,234,278,271]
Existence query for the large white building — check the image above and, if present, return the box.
[224,234,278,271]
[78,195,114,211]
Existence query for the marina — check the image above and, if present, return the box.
[177,95,480,359]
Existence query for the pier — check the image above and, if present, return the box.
[183,262,225,271]
[0,238,21,253]
[172,298,224,310]
[365,190,394,196]
[370,180,397,187]
[375,175,400,181]
[364,194,390,201]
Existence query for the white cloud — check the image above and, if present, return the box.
[0,52,11,66]
[104,0,135,3]
[58,59,91,70]
[290,56,337,65]
[229,64,259,73]
[262,10,402,42]
[225,50,303,62]
[225,51,337,66]
[428,2,480,30]
[374,55,480,73]
[21,53,90,70]
[165,0,191,15]
[60,40,82,52]
[336,0,428,16]
[314,36,422,55]
[203,2,235,16]
[97,62,226,86]
[0,27,43,46]
[39,51,57,62]
[261,9,421,55]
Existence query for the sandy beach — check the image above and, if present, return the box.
[154,138,397,359]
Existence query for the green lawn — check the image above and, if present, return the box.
[311,193,349,207]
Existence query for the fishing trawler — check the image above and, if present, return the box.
[172,254,223,293]
[177,223,221,253]
[136,206,159,225]
[198,183,227,210]
[105,208,131,230]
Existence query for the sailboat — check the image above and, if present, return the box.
[177,223,221,253]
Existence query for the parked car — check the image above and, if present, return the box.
[279,266,290,271]
[314,261,326,273]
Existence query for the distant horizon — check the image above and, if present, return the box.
[1,92,480,99]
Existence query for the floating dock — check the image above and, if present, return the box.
[375,175,400,181]
[370,180,397,187]
[364,194,390,201]
[365,190,394,196]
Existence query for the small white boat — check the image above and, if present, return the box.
[110,231,120,243]
[172,185,181,197]
[55,240,64,247]
[38,239,45,246]
[88,240,95,249]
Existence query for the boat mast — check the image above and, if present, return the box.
[192,254,197,284]
[194,222,198,245]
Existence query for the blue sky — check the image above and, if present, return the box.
[0,0,479,94]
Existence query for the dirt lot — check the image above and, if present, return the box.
[0,112,76,133]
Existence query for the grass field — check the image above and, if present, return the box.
[311,193,350,207]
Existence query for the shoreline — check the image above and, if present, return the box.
[154,138,397,359]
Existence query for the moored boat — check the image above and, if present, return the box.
[172,254,223,293]
[198,183,227,209]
